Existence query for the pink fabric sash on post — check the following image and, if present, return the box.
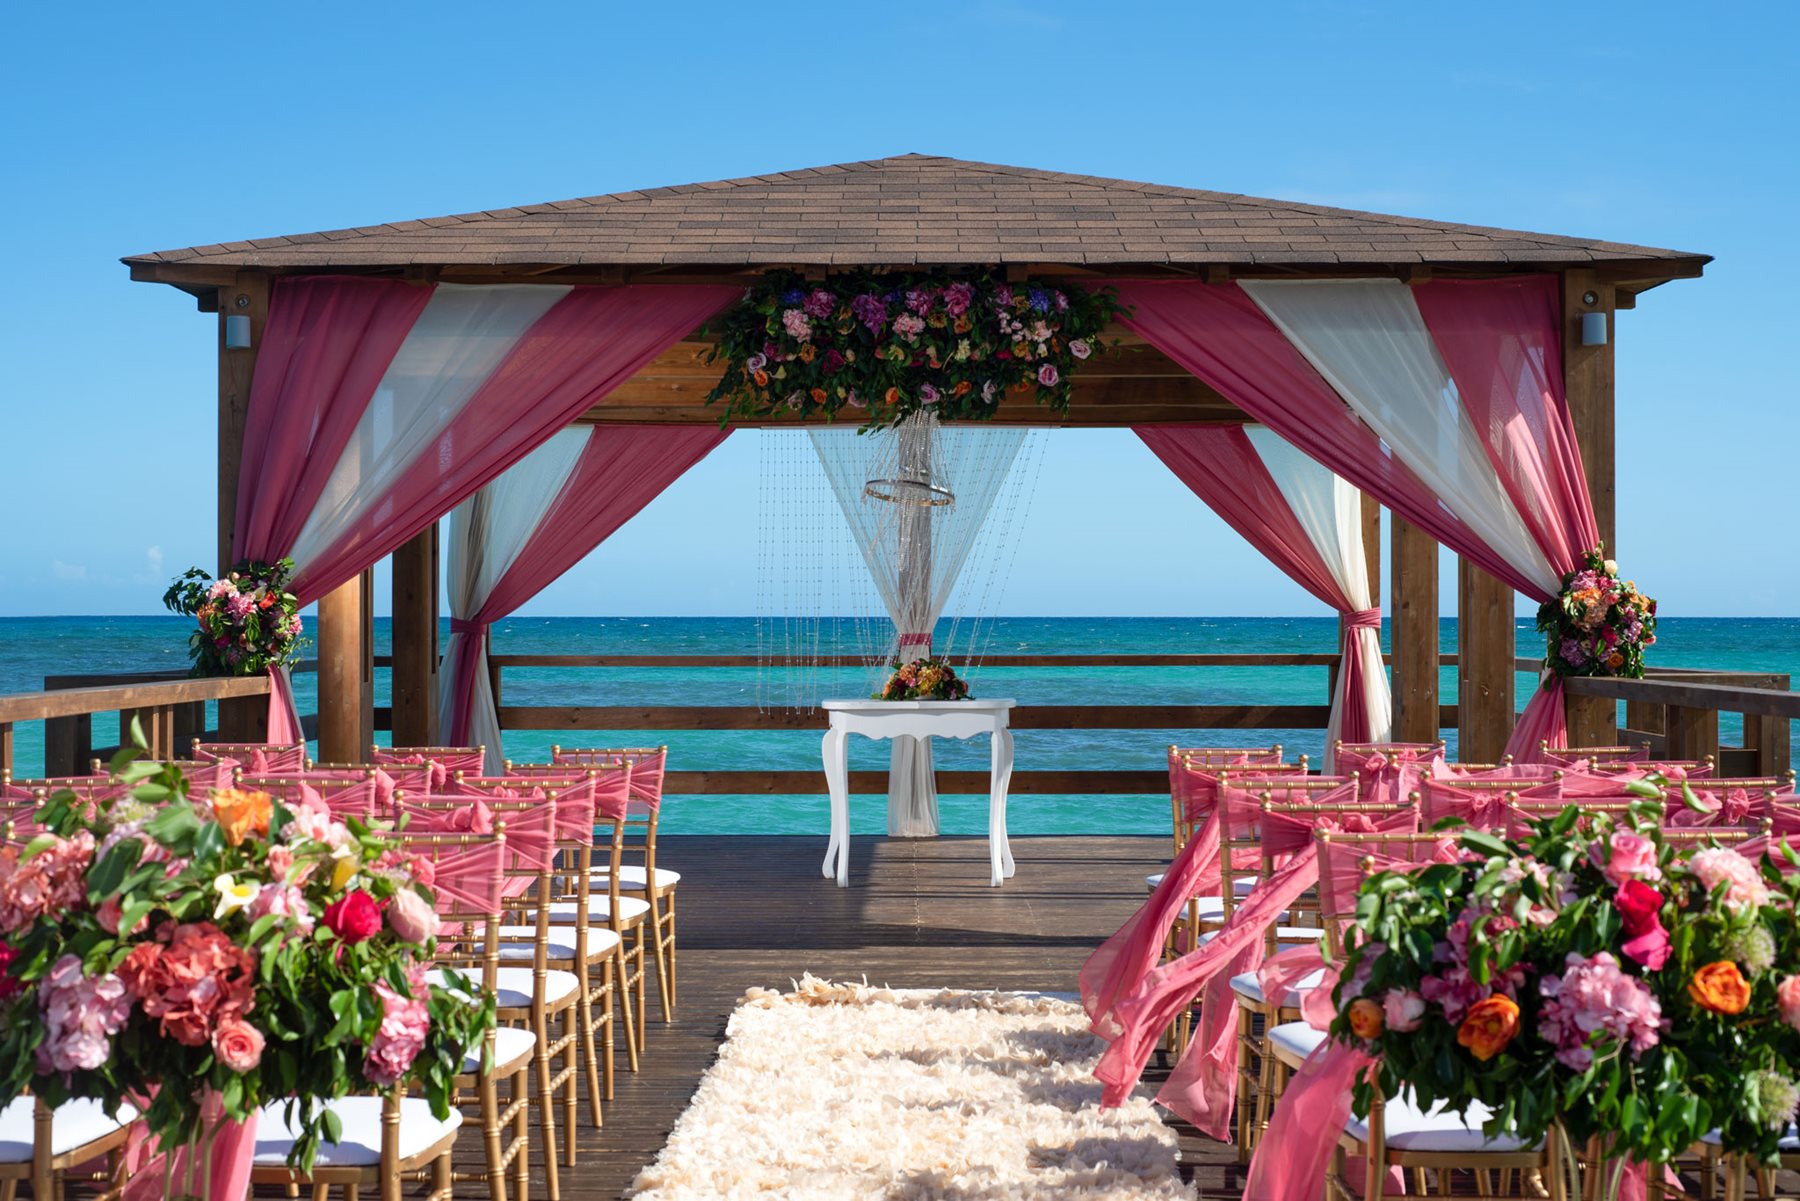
[1244,1041,1383,1201]
[122,1090,257,1201]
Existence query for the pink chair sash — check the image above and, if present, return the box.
[1419,779,1562,831]
[394,833,506,917]
[373,747,487,782]
[195,743,305,773]
[1337,744,1444,804]
[397,793,499,837]
[1667,784,1786,828]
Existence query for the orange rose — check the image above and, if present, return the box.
[884,387,900,405]
[1346,998,1384,1040]
[1689,961,1751,1014]
[809,388,828,405]
[211,788,273,845]
[1456,995,1521,1061]
[954,380,972,396]
[798,343,817,363]
[752,369,769,388]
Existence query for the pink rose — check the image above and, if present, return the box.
[267,846,294,882]
[1597,831,1660,886]
[1036,363,1059,387]
[1382,989,1425,1032]
[213,1018,265,1072]
[1778,976,1800,1033]
[386,888,438,944]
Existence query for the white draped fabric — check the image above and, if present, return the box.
[1239,279,1560,596]
[289,285,571,571]
[436,428,588,773]
[1244,426,1392,765]
[809,421,1029,836]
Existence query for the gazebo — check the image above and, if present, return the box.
[122,153,1709,771]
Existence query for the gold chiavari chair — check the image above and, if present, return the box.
[547,746,676,1026]
[0,1096,137,1201]
[237,771,386,822]
[250,1093,460,1201]
[401,829,530,1201]
[191,740,307,772]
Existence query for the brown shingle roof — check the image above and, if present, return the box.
[124,153,1706,272]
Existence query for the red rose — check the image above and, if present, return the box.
[0,942,21,1000]
[323,891,382,944]
[1615,880,1662,937]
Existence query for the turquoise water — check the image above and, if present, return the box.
[3,615,1796,835]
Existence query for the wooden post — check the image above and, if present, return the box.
[1664,704,1720,765]
[1562,268,1619,747]
[217,272,272,742]
[1391,516,1440,744]
[317,570,373,764]
[391,526,439,747]
[1458,559,1514,763]
[0,722,12,778]
[44,714,91,777]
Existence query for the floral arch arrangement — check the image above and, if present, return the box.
[1536,547,1657,679]
[704,269,1126,430]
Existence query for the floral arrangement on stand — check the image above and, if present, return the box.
[1537,546,1657,678]
[876,657,971,702]
[0,727,494,1174]
[1331,805,1800,1178]
[163,559,306,677]
[704,269,1126,430]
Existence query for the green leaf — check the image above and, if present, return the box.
[320,1107,343,1146]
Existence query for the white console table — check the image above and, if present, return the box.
[819,698,1017,887]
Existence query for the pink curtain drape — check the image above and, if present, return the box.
[444,423,730,745]
[1110,278,1601,761]
[1136,424,1381,748]
[229,277,737,741]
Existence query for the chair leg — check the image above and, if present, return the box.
[578,980,605,1128]
[512,1060,531,1201]
[646,890,673,1022]
[533,1012,562,1201]
[480,1067,509,1201]
[601,958,616,1101]
[433,1151,452,1201]
[614,943,639,1073]
[562,1004,579,1165]
[633,926,649,1053]
[1234,1006,1255,1160]
[664,889,678,1009]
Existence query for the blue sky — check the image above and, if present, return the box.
[1,1,1793,618]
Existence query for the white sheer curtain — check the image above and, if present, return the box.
[809,419,1028,836]
[1239,279,1559,597]
[436,428,588,773]
[1245,426,1392,765]
[289,284,570,569]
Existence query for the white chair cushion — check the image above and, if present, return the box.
[1230,969,1325,1007]
[1145,872,1165,889]
[592,864,680,889]
[495,926,578,960]
[1703,1127,1799,1150]
[252,1096,461,1167]
[463,1025,537,1075]
[548,897,649,923]
[1197,926,1325,947]
[428,966,578,1009]
[1344,1091,1540,1152]
[0,1098,137,1162]
[1268,1022,1329,1062]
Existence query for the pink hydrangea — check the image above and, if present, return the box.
[0,831,95,935]
[780,309,812,342]
[892,313,925,343]
[1383,989,1426,1032]
[1538,951,1663,1071]
[1421,908,1527,1023]
[1688,847,1771,911]
[363,966,432,1086]
[36,955,132,1074]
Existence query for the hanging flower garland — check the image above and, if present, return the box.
[1536,546,1657,678]
[162,558,306,677]
[704,269,1126,430]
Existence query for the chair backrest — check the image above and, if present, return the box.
[238,772,384,821]
[1418,778,1562,831]
[1315,830,1458,959]
[193,741,306,773]
[373,745,487,779]
[1215,777,1358,928]
[392,829,504,1006]
[14,776,135,803]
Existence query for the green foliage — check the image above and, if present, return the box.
[162,558,306,677]
[703,269,1128,431]
[1535,545,1657,679]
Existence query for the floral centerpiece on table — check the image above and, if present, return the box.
[0,726,494,1173]
[163,558,306,677]
[876,657,971,702]
[1331,806,1800,1175]
[704,269,1126,430]
[1537,546,1657,678]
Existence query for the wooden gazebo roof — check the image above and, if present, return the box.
[126,154,1708,427]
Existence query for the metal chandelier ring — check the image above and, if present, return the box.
[862,478,956,508]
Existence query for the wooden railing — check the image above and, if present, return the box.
[0,674,271,776]
[1567,669,1794,776]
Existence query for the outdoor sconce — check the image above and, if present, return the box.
[1580,311,1608,347]
[224,314,253,349]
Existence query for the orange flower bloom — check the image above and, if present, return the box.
[752,369,770,388]
[809,387,828,405]
[884,387,900,405]
[1456,995,1521,1061]
[211,788,273,845]
[798,343,817,363]
[1689,961,1751,1014]
[1346,998,1384,1040]
[953,380,972,396]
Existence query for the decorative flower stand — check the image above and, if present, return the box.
[818,699,1017,887]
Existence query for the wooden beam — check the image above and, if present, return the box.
[1362,493,1381,610]
[1664,704,1720,765]
[217,273,270,571]
[1391,516,1440,743]
[1563,267,1619,747]
[1457,559,1515,762]
[390,527,439,746]
[316,570,373,763]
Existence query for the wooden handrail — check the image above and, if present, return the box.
[490,652,1495,669]
[1564,674,1800,720]
[0,675,270,724]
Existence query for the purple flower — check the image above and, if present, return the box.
[745,353,767,372]
[803,289,837,319]
[919,383,942,405]
[851,293,887,333]
[1069,339,1092,360]
[1027,288,1050,313]
[822,349,846,375]
[993,285,1013,308]
[1037,363,1059,387]
[1053,290,1069,311]
[904,288,935,315]
[781,289,806,305]
[943,282,975,317]
[1560,638,1588,666]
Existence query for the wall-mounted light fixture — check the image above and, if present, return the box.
[224,314,252,349]
[1580,311,1608,347]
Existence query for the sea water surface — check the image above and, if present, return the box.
[3,615,1795,835]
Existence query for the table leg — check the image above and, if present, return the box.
[989,726,1016,886]
[821,726,851,886]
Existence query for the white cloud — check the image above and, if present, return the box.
[50,559,89,581]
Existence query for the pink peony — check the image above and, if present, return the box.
[363,967,431,1087]
[213,1017,265,1072]
[386,888,438,944]
[1778,976,1800,1033]
[1689,847,1771,911]
[267,845,294,881]
[781,309,812,341]
[1383,989,1426,1032]
[1596,830,1661,887]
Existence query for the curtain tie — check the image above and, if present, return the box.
[1344,608,1382,630]
[897,633,933,648]
[449,618,488,636]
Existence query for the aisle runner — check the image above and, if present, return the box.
[627,976,1194,1200]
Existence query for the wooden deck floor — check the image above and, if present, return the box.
[551,834,1242,1200]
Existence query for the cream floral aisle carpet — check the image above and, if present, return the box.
[626,975,1195,1200]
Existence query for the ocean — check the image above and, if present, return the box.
[3,615,1795,836]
